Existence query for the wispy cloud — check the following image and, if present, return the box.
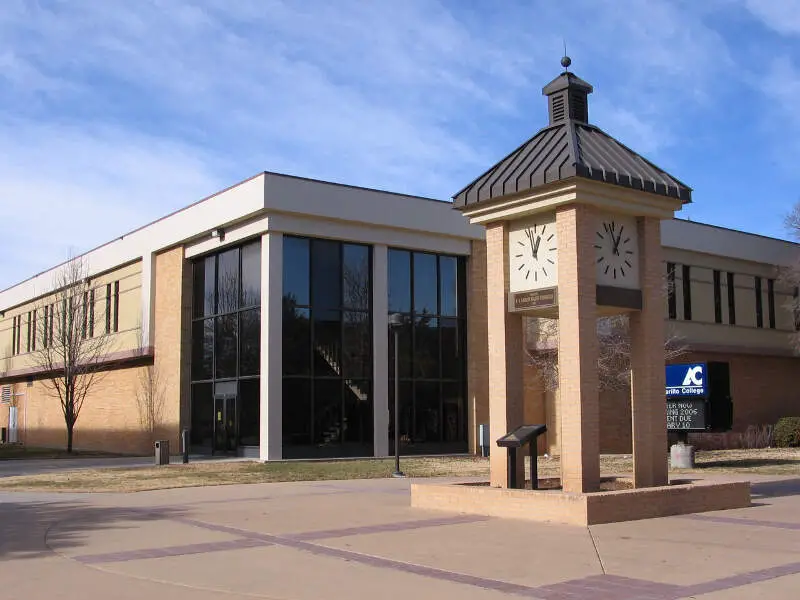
[0,0,799,288]
[743,0,800,35]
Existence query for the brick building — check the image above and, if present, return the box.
[1,67,798,458]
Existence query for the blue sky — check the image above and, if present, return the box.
[1,0,799,289]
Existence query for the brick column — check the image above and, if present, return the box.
[154,247,192,450]
[485,222,524,488]
[556,205,600,493]
[629,216,668,487]
[467,239,489,455]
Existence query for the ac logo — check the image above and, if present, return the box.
[682,366,704,387]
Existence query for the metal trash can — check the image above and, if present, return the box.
[154,440,170,465]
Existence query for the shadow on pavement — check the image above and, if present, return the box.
[751,478,800,499]
[0,498,186,560]
[698,458,799,469]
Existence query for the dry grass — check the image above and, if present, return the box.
[0,448,797,493]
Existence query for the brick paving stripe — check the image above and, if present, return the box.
[74,538,270,564]
[285,514,491,540]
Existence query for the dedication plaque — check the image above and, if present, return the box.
[666,399,706,431]
[511,287,558,312]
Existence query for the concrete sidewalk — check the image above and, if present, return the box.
[0,454,247,478]
[1,474,799,599]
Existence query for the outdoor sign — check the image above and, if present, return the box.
[665,363,708,398]
[511,287,558,312]
[666,398,706,431]
[666,363,709,431]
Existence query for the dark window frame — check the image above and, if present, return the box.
[666,262,677,320]
[42,306,48,348]
[105,283,112,333]
[713,269,722,324]
[82,291,88,339]
[727,272,736,325]
[31,309,37,351]
[794,287,800,332]
[280,236,374,453]
[26,311,31,352]
[682,265,692,321]
[755,276,763,328]
[89,289,95,337]
[189,239,263,451]
[386,248,468,450]
[767,279,776,330]
[113,281,120,333]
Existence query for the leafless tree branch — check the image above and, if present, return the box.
[29,255,115,452]
[525,278,688,391]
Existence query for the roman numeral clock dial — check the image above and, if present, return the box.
[508,217,558,294]
[594,215,640,289]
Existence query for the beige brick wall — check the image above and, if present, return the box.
[556,204,600,493]
[629,216,668,487]
[0,247,192,455]
[8,365,167,454]
[0,260,144,376]
[466,239,489,454]
[485,222,524,487]
[153,247,192,447]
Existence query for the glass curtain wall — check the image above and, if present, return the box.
[282,236,373,458]
[190,239,261,453]
[388,249,467,454]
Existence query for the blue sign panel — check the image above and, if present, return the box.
[665,363,708,398]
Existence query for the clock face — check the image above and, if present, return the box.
[509,216,558,292]
[594,214,640,289]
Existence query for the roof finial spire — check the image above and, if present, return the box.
[561,41,571,72]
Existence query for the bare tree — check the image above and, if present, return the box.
[135,328,167,446]
[526,315,687,392]
[30,256,114,453]
[784,201,800,353]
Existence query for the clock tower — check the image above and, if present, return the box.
[454,58,691,492]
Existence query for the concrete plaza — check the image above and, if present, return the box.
[1,473,799,599]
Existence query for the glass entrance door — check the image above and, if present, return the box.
[213,381,237,454]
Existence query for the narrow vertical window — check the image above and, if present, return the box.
[43,307,48,348]
[682,265,692,321]
[713,269,722,324]
[667,262,677,320]
[31,309,37,351]
[105,283,112,333]
[49,304,54,346]
[794,287,800,332]
[767,279,776,330]
[62,298,67,340]
[82,291,88,339]
[113,281,120,332]
[727,272,736,325]
[755,276,763,328]
[89,289,95,337]
[26,312,31,352]
[11,317,17,355]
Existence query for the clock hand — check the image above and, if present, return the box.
[533,235,541,259]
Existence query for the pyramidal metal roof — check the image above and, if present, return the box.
[453,67,692,208]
